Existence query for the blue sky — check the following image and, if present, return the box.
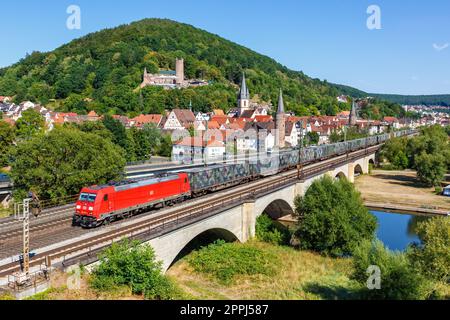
[1,0,449,95]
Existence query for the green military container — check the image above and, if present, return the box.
[184,163,254,194]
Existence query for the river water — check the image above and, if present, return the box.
[370,211,429,251]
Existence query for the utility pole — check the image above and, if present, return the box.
[13,197,31,285]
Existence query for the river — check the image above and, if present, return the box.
[371,210,429,251]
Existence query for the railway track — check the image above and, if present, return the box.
[0,204,74,234]
[0,146,379,278]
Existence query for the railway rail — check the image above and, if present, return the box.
[0,145,379,278]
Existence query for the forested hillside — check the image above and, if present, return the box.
[0,18,403,119]
[370,94,450,106]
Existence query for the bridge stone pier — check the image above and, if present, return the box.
[145,153,376,272]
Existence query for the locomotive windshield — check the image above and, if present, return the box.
[79,193,97,202]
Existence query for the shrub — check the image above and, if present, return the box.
[256,214,291,245]
[90,240,181,300]
[188,240,278,284]
[408,217,450,283]
[294,176,377,257]
[352,240,430,300]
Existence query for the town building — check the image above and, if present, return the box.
[163,109,196,130]
[172,136,226,163]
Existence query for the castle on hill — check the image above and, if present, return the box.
[140,58,209,89]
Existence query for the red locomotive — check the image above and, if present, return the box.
[73,173,191,228]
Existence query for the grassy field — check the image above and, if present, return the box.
[355,170,450,211]
[167,240,361,300]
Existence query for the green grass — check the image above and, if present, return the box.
[25,287,66,300]
[187,240,279,285]
[170,240,361,300]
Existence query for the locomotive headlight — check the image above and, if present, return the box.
[88,206,94,211]
[76,205,81,210]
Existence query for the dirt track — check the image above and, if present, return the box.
[355,170,450,211]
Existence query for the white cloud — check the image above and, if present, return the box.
[411,75,419,81]
[433,43,449,51]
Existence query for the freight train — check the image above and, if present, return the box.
[72,130,416,228]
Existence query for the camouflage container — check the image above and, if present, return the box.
[185,163,253,193]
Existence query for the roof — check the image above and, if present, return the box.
[87,111,99,117]
[132,114,163,126]
[210,115,229,126]
[207,120,221,130]
[212,109,225,116]
[240,110,255,119]
[174,136,225,148]
[383,117,399,123]
[172,109,196,125]
[254,115,273,122]
[159,70,176,76]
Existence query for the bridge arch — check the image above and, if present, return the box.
[335,171,347,180]
[149,226,241,272]
[260,199,295,220]
[354,164,363,176]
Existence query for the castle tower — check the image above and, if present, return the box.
[276,89,286,148]
[176,58,185,85]
[349,99,357,126]
[141,67,150,88]
[238,73,251,116]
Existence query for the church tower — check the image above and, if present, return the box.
[276,89,286,148]
[237,73,251,116]
[349,99,358,126]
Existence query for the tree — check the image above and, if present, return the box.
[305,131,319,146]
[352,240,430,300]
[415,152,446,186]
[157,134,173,158]
[71,121,114,141]
[132,123,162,161]
[90,239,179,300]
[293,176,377,257]
[408,217,450,283]
[0,120,15,167]
[102,115,128,150]
[380,137,409,169]
[10,126,126,201]
[15,109,45,140]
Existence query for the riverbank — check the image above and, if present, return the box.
[355,170,450,215]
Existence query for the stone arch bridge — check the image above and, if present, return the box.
[147,153,375,272]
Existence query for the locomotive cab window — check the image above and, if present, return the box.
[79,193,97,202]
[87,193,97,202]
[79,193,89,201]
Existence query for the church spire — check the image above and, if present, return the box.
[238,73,250,100]
[277,89,285,114]
[276,88,286,149]
[349,99,357,126]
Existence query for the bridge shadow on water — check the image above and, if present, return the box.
[169,228,239,270]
